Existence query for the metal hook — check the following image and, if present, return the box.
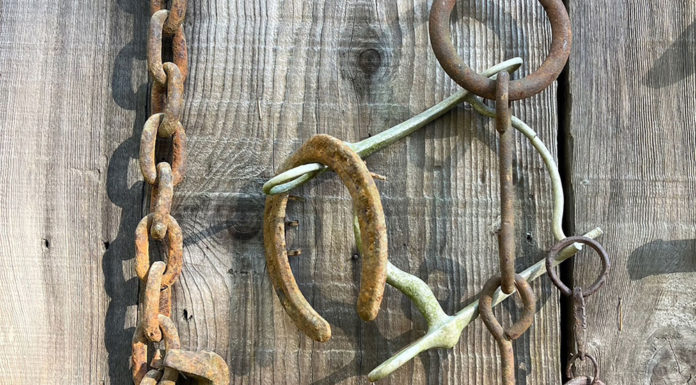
[264,134,389,342]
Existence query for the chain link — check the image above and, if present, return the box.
[132,1,229,384]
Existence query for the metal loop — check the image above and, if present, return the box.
[429,0,572,101]
[546,236,610,297]
[140,113,187,186]
[143,261,166,342]
[566,353,600,382]
[159,63,184,137]
[151,0,187,35]
[264,134,388,342]
[151,162,174,240]
[132,315,181,385]
[139,369,162,385]
[148,10,188,84]
[135,213,183,288]
[495,72,516,295]
[478,274,536,341]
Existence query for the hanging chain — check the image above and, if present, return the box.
[131,2,229,384]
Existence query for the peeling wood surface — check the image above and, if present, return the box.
[0,0,626,384]
[566,1,696,384]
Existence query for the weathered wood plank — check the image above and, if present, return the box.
[566,0,696,383]
[0,0,147,383]
[175,1,564,384]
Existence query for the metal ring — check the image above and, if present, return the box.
[546,236,610,297]
[429,0,572,101]
[565,352,600,381]
[159,63,184,138]
[140,113,187,186]
[151,0,187,35]
[264,134,388,342]
[131,315,181,385]
[478,274,536,341]
[135,213,183,288]
[148,10,189,84]
[151,162,174,240]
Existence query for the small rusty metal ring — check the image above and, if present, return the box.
[132,315,181,385]
[566,352,600,381]
[546,236,610,297]
[135,213,183,288]
[140,114,187,186]
[478,274,536,341]
[429,0,572,101]
[148,10,189,84]
[264,134,388,342]
[159,63,184,137]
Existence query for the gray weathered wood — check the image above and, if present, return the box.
[0,0,566,384]
[566,0,696,383]
[174,1,562,384]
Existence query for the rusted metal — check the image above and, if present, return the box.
[572,286,587,359]
[148,10,188,85]
[135,213,183,288]
[159,62,184,137]
[151,0,187,35]
[264,134,388,342]
[139,369,162,385]
[429,0,572,101]
[143,261,166,342]
[151,162,174,240]
[565,353,604,385]
[495,72,516,294]
[140,113,186,186]
[163,349,230,385]
[151,81,166,114]
[545,236,610,297]
[132,314,181,385]
[478,274,536,385]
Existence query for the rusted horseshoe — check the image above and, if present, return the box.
[429,0,572,101]
[264,134,388,342]
[163,349,230,385]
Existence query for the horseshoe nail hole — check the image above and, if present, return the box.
[525,232,534,243]
[358,48,382,75]
[42,238,50,249]
[183,308,193,321]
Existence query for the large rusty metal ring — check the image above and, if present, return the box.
[150,0,187,35]
[135,213,183,288]
[132,315,181,385]
[429,0,572,101]
[478,274,536,341]
[546,236,610,297]
[264,134,388,342]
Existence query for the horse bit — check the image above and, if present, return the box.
[130,0,611,384]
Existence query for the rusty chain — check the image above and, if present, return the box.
[132,2,229,384]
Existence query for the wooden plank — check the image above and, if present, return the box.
[566,1,696,383]
[174,1,564,384]
[0,0,146,383]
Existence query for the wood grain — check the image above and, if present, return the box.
[0,0,566,384]
[173,0,563,384]
[565,0,696,383]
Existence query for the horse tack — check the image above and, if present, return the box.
[130,1,229,383]
[264,134,388,342]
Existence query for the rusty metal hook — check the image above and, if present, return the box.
[429,0,572,101]
[132,315,181,385]
[264,134,388,342]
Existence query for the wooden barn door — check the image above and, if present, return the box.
[0,0,693,384]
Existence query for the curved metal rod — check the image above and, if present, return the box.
[262,58,524,195]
